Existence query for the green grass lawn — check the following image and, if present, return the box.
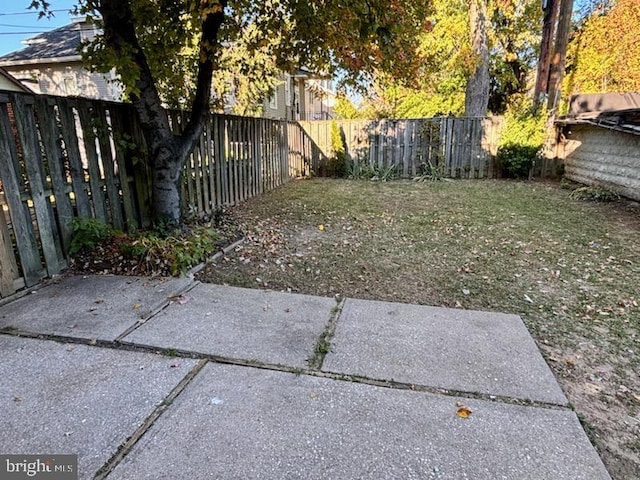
[199,178,640,479]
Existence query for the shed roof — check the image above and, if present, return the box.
[557,92,640,136]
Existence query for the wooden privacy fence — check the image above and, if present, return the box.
[300,117,503,178]
[0,91,311,298]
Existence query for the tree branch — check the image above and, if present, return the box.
[180,1,227,158]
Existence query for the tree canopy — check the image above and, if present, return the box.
[30,0,430,226]
[564,0,640,95]
[357,0,543,118]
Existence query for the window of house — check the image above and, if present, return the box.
[63,76,77,96]
[269,89,278,110]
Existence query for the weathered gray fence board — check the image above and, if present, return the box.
[76,103,108,222]
[108,106,138,230]
[0,206,19,296]
[57,97,92,218]
[34,96,75,253]
[300,117,503,179]
[95,104,125,230]
[0,102,43,286]
[11,94,64,275]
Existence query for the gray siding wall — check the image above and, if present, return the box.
[561,123,640,201]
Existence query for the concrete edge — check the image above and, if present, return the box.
[187,237,245,277]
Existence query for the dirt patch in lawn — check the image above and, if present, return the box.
[197,178,640,479]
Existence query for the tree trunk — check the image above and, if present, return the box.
[547,0,574,113]
[534,0,559,108]
[99,0,226,229]
[150,139,183,227]
[465,0,490,117]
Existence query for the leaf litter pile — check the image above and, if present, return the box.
[197,178,640,479]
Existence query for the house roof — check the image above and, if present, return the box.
[0,67,33,92]
[0,21,90,66]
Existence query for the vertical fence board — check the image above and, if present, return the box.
[0,207,19,296]
[11,94,64,275]
[108,106,139,230]
[204,117,215,212]
[76,102,108,222]
[34,97,75,252]
[95,104,125,230]
[57,98,92,218]
[0,101,43,286]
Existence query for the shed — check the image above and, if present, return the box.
[556,93,640,201]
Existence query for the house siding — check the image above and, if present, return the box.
[263,75,288,120]
[3,63,122,101]
[560,123,640,201]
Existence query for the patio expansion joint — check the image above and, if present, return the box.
[306,296,345,371]
[113,279,201,342]
[93,358,209,480]
[0,328,570,413]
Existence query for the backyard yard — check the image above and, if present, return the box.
[197,178,640,479]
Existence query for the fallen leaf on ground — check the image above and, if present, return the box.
[132,302,142,310]
[456,405,472,419]
[168,295,190,305]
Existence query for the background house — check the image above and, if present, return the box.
[0,67,33,93]
[0,19,335,121]
[0,18,122,101]
[263,71,336,121]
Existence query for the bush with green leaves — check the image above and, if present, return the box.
[120,226,221,275]
[413,160,444,182]
[323,120,348,177]
[69,217,113,254]
[497,95,547,179]
[569,185,620,202]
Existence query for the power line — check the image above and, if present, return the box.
[0,31,53,35]
[0,23,47,28]
[0,9,70,16]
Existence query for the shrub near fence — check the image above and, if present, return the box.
[300,117,503,179]
[0,91,313,298]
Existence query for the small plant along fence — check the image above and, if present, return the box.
[0,91,315,298]
[300,117,503,179]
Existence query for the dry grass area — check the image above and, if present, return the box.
[197,178,640,479]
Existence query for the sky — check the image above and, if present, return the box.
[1,0,591,58]
[0,1,78,56]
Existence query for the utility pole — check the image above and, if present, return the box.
[533,0,559,108]
[547,0,574,113]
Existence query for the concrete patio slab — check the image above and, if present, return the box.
[121,283,336,368]
[0,334,198,480]
[110,362,610,480]
[0,275,193,341]
[323,299,567,405]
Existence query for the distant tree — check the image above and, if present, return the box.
[367,0,543,118]
[465,0,490,116]
[564,0,640,95]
